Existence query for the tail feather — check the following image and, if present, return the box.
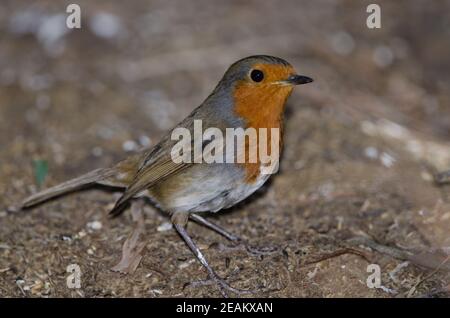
[21,168,114,209]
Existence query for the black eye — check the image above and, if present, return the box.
[250,69,264,82]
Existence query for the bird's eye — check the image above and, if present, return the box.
[250,69,264,82]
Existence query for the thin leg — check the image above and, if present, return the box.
[189,213,278,257]
[172,216,254,297]
[189,214,240,242]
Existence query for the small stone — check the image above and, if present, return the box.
[89,13,122,39]
[178,259,195,269]
[197,243,209,250]
[87,221,102,231]
[139,135,152,147]
[157,222,172,232]
[122,140,138,152]
[75,230,87,239]
[373,45,394,68]
[61,235,72,242]
[149,289,163,295]
[364,147,378,159]
[380,152,396,168]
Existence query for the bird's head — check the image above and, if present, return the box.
[214,55,313,126]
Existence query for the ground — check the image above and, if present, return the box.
[0,0,449,297]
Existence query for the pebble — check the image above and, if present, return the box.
[373,45,394,68]
[364,147,379,159]
[75,230,87,239]
[157,222,172,232]
[87,221,103,231]
[149,289,163,295]
[58,234,71,242]
[178,259,195,269]
[36,14,68,47]
[122,140,138,152]
[380,152,396,168]
[139,135,152,147]
[89,13,122,39]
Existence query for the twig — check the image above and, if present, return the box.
[304,247,372,265]
[111,200,147,273]
[407,254,450,297]
[346,236,413,260]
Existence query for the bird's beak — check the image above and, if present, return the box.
[283,74,314,85]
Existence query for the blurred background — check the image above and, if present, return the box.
[0,0,449,297]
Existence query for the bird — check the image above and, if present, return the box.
[20,55,313,297]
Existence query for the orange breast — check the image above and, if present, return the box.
[233,77,293,183]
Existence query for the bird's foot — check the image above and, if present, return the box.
[189,214,279,256]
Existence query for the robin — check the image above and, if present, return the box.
[20,55,313,297]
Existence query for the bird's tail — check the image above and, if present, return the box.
[21,168,115,209]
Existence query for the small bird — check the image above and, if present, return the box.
[21,55,313,297]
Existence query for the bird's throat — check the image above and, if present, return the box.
[233,84,292,183]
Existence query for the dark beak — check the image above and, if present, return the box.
[285,74,313,85]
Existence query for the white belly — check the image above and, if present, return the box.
[150,163,275,214]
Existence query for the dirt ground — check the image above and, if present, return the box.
[0,0,449,297]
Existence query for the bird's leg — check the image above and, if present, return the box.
[172,212,254,297]
[189,214,278,257]
[189,214,240,242]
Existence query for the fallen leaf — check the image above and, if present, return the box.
[111,201,147,274]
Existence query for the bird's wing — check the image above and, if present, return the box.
[109,156,190,216]
[109,131,231,216]
[108,133,195,216]
[109,104,233,216]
